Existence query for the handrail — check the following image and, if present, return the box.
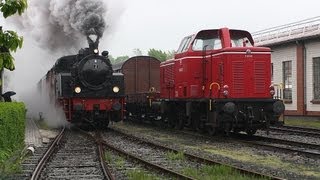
[272,83,283,100]
[253,16,320,45]
[209,82,221,111]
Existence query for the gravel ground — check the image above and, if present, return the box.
[256,130,320,145]
[111,122,320,180]
[40,131,105,179]
[102,131,206,176]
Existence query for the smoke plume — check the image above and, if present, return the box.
[11,0,108,51]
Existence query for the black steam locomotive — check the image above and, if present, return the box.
[39,36,125,128]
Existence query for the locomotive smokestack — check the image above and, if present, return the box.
[87,29,100,51]
[87,35,100,51]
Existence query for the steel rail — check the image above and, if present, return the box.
[98,143,115,180]
[180,129,320,158]
[110,127,284,180]
[281,125,320,132]
[236,138,320,158]
[30,127,66,180]
[237,134,320,150]
[269,126,320,137]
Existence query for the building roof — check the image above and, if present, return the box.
[253,16,320,46]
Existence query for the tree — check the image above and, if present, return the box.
[0,0,28,18]
[147,48,167,62]
[108,54,115,64]
[0,0,27,94]
[133,48,143,56]
[0,0,28,71]
[0,27,23,71]
[111,55,129,64]
[166,50,175,59]
[147,48,175,62]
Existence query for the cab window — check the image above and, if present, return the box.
[177,36,192,53]
[230,30,253,47]
[192,30,221,51]
[177,37,187,53]
[192,38,221,50]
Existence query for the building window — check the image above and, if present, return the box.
[313,57,320,101]
[283,61,292,100]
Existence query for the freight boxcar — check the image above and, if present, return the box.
[113,56,161,121]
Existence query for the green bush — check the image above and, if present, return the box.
[0,102,26,163]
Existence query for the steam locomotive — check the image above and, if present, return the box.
[115,28,285,135]
[39,36,125,128]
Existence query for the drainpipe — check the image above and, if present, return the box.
[303,42,307,115]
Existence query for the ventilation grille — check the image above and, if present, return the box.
[232,61,245,94]
[254,62,266,93]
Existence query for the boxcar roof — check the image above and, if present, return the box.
[112,56,160,71]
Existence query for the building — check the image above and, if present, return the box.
[253,16,320,116]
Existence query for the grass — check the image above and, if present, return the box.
[284,118,320,129]
[105,150,162,180]
[166,151,185,161]
[127,169,160,180]
[114,156,126,169]
[104,150,125,169]
[182,165,266,180]
[0,143,25,176]
[104,151,113,163]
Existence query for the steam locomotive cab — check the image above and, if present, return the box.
[160,28,285,135]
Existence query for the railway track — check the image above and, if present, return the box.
[126,122,320,159]
[82,130,195,179]
[269,125,320,137]
[30,127,114,180]
[108,127,284,180]
[233,133,320,158]
[177,129,320,158]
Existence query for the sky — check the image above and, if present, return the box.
[2,0,320,57]
[101,0,320,57]
[1,0,320,91]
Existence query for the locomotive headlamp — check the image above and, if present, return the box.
[113,86,120,93]
[223,85,229,97]
[94,49,99,54]
[75,87,81,94]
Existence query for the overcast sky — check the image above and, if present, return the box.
[1,0,320,92]
[1,0,320,57]
[101,0,320,56]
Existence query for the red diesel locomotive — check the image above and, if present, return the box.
[117,28,285,135]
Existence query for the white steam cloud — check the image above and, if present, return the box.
[11,0,108,51]
[4,0,125,127]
